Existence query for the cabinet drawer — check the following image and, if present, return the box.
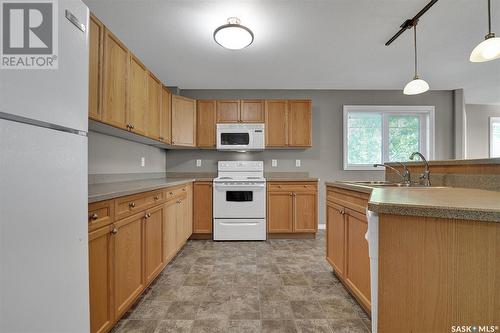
[165,184,189,201]
[326,187,369,214]
[268,182,317,192]
[88,200,114,232]
[115,190,165,220]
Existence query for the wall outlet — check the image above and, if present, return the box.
[196,159,202,167]
[272,159,277,167]
[140,157,145,167]
[295,159,301,167]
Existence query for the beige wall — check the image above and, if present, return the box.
[465,104,500,159]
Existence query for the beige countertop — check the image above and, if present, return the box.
[89,178,195,203]
[386,157,500,166]
[327,181,500,222]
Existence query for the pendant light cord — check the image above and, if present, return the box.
[488,0,492,34]
[414,22,418,79]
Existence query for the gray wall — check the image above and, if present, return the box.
[465,104,500,159]
[167,89,455,224]
[88,131,167,175]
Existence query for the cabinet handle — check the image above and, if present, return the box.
[177,200,181,204]
[278,185,282,189]
[169,191,174,195]
[182,188,186,192]
[289,193,293,196]
[90,213,98,220]
[111,228,118,235]
[144,212,151,219]
[126,124,131,129]
[129,202,136,208]
[154,195,160,200]
[130,124,135,130]
[293,193,296,197]
[303,185,308,188]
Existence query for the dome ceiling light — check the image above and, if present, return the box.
[213,17,254,50]
[470,0,500,62]
[404,20,430,95]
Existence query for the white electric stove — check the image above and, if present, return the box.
[213,161,266,241]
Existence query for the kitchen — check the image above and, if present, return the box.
[1,1,500,333]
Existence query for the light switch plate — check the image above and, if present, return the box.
[140,157,145,167]
[272,159,277,167]
[196,159,202,167]
[295,159,301,167]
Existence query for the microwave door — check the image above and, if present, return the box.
[220,131,251,149]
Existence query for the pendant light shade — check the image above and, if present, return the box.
[470,1,500,62]
[214,17,254,50]
[404,21,429,95]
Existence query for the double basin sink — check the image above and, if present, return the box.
[346,181,443,188]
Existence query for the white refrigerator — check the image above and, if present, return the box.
[0,1,90,332]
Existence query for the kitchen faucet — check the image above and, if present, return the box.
[409,151,431,186]
[373,162,411,184]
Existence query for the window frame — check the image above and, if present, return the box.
[489,117,500,158]
[343,105,435,171]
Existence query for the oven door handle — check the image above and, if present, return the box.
[213,184,266,189]
[218,222,259,226]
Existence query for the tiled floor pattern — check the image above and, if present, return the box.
[112,231,371,333]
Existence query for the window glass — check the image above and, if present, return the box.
[347,112,382,166]
[388,115,420,161]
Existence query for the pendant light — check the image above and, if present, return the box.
[404,21,430,95]
[470,0,500,62]
[213,17,254,50]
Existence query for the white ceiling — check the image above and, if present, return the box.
[84,0,500,104]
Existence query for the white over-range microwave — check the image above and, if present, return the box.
[216,123,265,151]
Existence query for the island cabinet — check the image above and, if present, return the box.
[88,182,193,333]
[171,95,196,147]
[326,184,371,315]
[264,100,312,148]
[267,181,318,236]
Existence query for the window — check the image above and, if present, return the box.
[490,117,500,158]
[343,106,435,170]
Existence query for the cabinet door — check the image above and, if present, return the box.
[163,199,178,263]
[288,100,312,147]
[344,209,371,310]
[185,184,193,239]
[265,100,288,147]
[326,202,345,277]
[146,73,162,140]
[293,192,317,232]
[216,100,240,123]
[89,14,103,121]
[193,182,212,234]
[172,95,196,146]
[128,56,147,135]
[197,100,216,148]
[267,192,293,233]
[113,213,144,318]
[89,226,113,333]
[160,86,172,144]
[240,100,264,123]
[102,30,129,129]
[144,205,164,284]
[175,197,187,249]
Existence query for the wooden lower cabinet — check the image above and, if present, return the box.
[326,185,371,315]
[193,181,213,234]
[267,181,318,235]
[88,182,193,333]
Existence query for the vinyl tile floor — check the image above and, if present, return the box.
[111,231,371,333]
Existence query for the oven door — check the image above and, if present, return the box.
[213,183,266,218]
[217,130,254,150]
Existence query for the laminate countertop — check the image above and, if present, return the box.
[326,182,500,222]
[89,178,195,203]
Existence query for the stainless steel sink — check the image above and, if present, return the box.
[347,181,441,188]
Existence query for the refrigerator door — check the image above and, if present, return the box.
[0,119,89,333]
[0,0,89,132]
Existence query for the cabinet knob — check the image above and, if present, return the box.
[293,193,296,197]
[129,202,136,208]
[289,193,293,196]
[278,185,282,189]
[169,191,174,195]
[111,228,118,235]
[177,200,181,204]
[144,213,151,219]
[303,185,308,188]
[154,195,160,200]
[182,188,186,192]
[130,124,135,130]
[90,213,98,220]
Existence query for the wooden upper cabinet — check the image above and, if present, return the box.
[197,100,216,148]
[288,100,312,147]
[144,205,164,284]
[193,182,213,234]
[265,100,288,147]
[267,192,293,233]
[172,95,196,147]
[293,192,317,232]
[326,202,346,277]
[216,100,240,123]
[160,86,172,144]
[127,56,147,135]
[89,14,103,121]
[102,29,129,130]
[89,225,113,333]
[240,100,264,123]
[146,73,162,140]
